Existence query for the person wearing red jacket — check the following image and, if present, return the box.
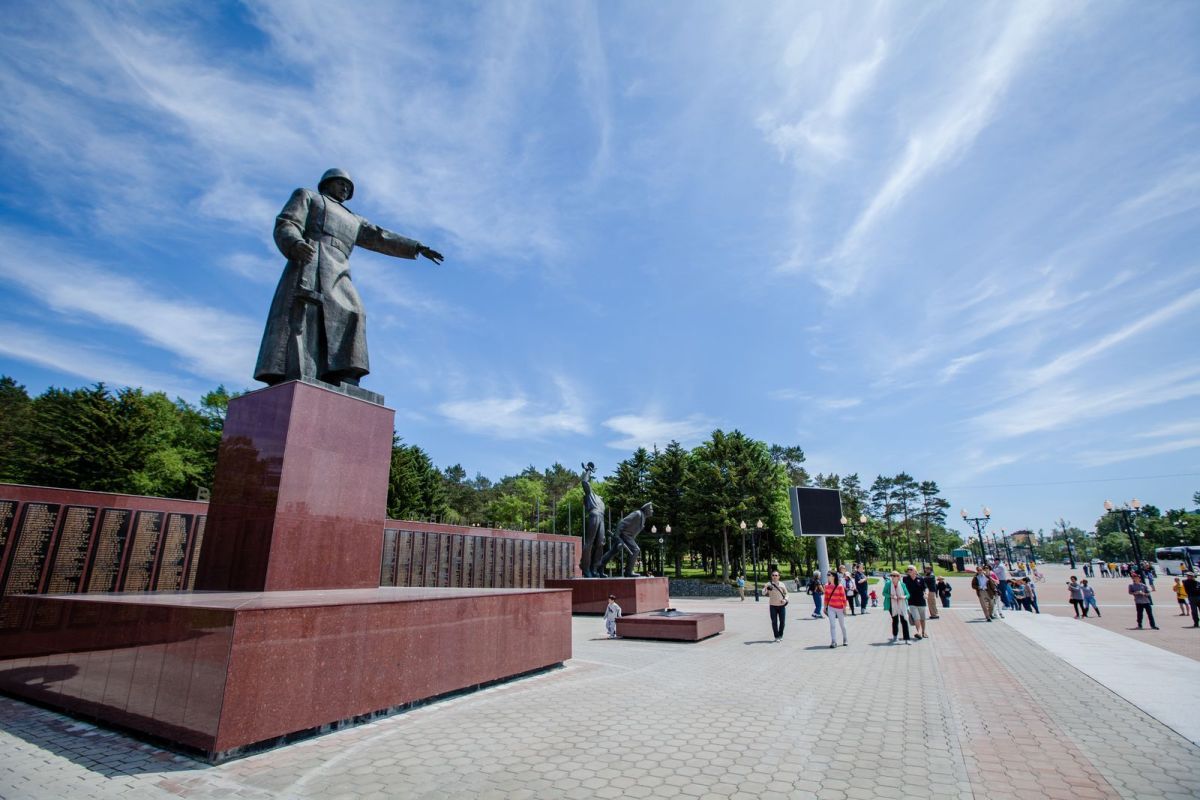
[824,571,849,648]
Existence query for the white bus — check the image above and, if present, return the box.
[1154,546,1200,576]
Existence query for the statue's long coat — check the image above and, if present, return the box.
[254,188,421,384]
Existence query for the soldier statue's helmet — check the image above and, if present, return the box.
[318,168,355,200]
[641,502,654,516]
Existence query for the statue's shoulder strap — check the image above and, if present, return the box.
[305,191,328,238]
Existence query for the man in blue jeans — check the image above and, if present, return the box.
[806,571,823,617]
[854,564,870,614]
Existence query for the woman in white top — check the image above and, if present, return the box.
[763,570,789,642]
[882,570,911,644]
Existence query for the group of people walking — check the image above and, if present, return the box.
[759,563,1200,646]
[768,563,952,646]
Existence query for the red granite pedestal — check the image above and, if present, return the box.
[615,611,725,642]
[544,577,669,615]
[0,587,571,761]
[195,380,393,592]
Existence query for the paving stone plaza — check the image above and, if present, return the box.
[1,565,1197,800]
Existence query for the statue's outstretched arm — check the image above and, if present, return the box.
[356,220,442,263]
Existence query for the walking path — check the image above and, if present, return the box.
[1003,609,1200,746]
[2,594,1198,799]
[1026,563,1199,660]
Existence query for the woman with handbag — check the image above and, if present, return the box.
[882,570,911,644]
[764,569,789,642]
[824,571,849,648]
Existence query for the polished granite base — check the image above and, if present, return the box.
[0,587,571,761]
[195,380,394,593]
[615,611,725,642]
[544,577,669,615]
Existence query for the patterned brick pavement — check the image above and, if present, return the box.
[1,595,1197,799]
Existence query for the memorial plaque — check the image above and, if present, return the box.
[426,531,438,586]
[380,529,399,587]
[45,505,99,594]
[1,502,61,597]
[461,536,476,587]
[119,510,163,592]
[482,537,494,588]
[0,499,16,557]
[184,515,206,590]
[154,513,193,591]
[396,530,414,586]
[511,537,520,587]
[410,531,427,585]
[86,508,132,593]
[469,536,484,587]
[506,539,517,586]
[436,534,451,587]
[448,535,462,587]
[533,540,544,587]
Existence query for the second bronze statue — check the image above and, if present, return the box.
[254,168,444,390]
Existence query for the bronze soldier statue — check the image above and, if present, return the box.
[580,462,606,577]
[254,168,443,388]
[600,502,653,577]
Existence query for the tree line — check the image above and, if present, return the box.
[2,376,971,579]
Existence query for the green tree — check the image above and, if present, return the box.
[485,477,546,530]
[0,376,32,482]
[890,472,919,565]
[387,437,446,521]
[917,480,951,564]
[769,444,809,487]
[649,441,690,576]
[605,448,653,519]
[688,430,785,581]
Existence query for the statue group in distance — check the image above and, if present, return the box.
[580,461,653,578]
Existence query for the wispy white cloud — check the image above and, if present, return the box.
[0,230,259,384]
[438,376,589,439]
[760,37,888,164]
[602,412,714,450]
[795,3,1077,296]
[1076,437,1200,468]
[768,389,863,411]
[0,2,613,267]
[1024,288,1200,388]
[0,323,196,399]
[973,367,1200,441]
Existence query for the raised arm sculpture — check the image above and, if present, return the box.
[254,168,443,389]
[580,462,606,577]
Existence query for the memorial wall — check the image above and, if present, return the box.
[0,485,580,603]
[379,521,579,589]
[0,486,208,605]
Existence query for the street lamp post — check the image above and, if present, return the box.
[650,525,658,575]
[961,507,991,565]
[753,520,764,601]
[739,520,747,584]
[1000,528,1013,567]
[841,513,868,567]
[664,524,673,576]
[1104,499,1147,570]
[1065,537,1077,569]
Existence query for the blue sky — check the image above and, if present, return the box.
[1,2,1197,538]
